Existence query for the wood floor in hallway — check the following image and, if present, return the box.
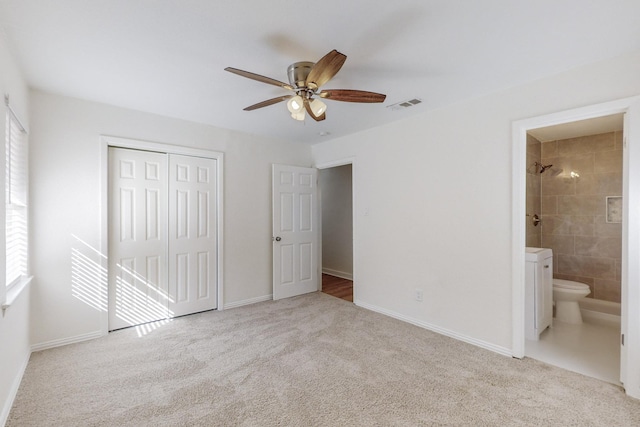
[322,274,353,302]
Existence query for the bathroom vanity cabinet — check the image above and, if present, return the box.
[525,247,553,341]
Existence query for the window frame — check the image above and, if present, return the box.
[4,100,29,294]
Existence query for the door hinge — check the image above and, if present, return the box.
[622,333,625,346]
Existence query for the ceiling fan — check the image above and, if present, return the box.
[224,49,386,122]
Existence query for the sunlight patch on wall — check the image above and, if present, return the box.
[71,235,108,312]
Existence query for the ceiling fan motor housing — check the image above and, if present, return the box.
[287,61,314,89]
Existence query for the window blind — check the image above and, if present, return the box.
[6,111,28,287]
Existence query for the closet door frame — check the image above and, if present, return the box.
[100,135,224,335]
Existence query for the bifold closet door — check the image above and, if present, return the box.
[108,148,218,331]
[108,148,170,331]
[168,154,217,316]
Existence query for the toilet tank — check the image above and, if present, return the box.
[525,247,553,340]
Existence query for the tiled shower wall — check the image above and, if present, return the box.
[526,134,542,247]
[540,131,623,303]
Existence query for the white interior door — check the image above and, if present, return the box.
[108,148,169,330]
[168,154,218,316]
[272,164,319,300]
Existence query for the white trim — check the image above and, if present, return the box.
[30,331,103,353]
[223,294,272,310]
[0,351,30,427]
[580,298,621,316]
[581,309,621,327]
[321,268,353,281]
[1,276,31,312]
[100,135,225,336]
[315,157,356,170]
[356,300,512,357]
[511,95,640,398]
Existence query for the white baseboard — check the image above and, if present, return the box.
[224,294,272,310]
[354,300,512,358]
[581,309,621,326]
[1,351,30,427]
[322,268,353,280]
[31,330,104,353]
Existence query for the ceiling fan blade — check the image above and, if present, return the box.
[318,89,386,103]
[305,49,347,90]
[303,98,326,122]
[225,67,294,91]
[243,95,293,111]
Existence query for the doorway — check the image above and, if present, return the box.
[511,96,640,399]
[318,162,354,302]
[522,115,623,384]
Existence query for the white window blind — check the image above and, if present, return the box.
[6,110,28,288]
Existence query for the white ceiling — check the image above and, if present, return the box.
[1,0,640,144]
[528,114,625,142]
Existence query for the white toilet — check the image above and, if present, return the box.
[552,279,591,324]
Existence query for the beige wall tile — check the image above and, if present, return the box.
[541,196,557,214]
[527,174,541,195]
[542,176,575,196]
[527,134,542,156]
[557,136,594,156]
[615,131,623,151]
[541,234,574,255]
[526,234,541,248]
[591,132,616,152]
[594,278,621,303]
[570,215,594,236]
[558,195,605,216]
[558,254,615,279]
[595,215,622,237]
[594,149,623,173]
[541,215,571,235]
[575,173,622,196]
[541,153,594,175]
[574,236,622,258]
[595,173,622,195]
[575,174,596,195]
[541,140,558,158]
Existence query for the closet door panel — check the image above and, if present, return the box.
[108,148,169,330]
[168,154,217,316]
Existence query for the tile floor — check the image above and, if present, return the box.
[525,317,621,385]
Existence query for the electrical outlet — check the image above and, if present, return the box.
[415,289,424,302]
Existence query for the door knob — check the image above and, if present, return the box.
[274,236,281,242]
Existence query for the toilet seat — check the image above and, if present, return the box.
[553,279,590,291]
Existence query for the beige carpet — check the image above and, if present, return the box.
[8,292,640,426]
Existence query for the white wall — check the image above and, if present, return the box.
[0,34,31,425]
[28,90,312,347]
[312,51,640,354]
[319,164,353,278]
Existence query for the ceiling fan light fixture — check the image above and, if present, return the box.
[310,98,327,116]
[291,111,306,121]
[225,49,386,124]
[287,95,304,114]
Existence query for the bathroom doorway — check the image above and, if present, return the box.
[523,115,623,384]
[511,96,640,399]
[317,161,354,302]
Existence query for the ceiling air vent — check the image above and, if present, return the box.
[386,98,422,111]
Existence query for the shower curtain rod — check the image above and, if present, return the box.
[4,94,28,134]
